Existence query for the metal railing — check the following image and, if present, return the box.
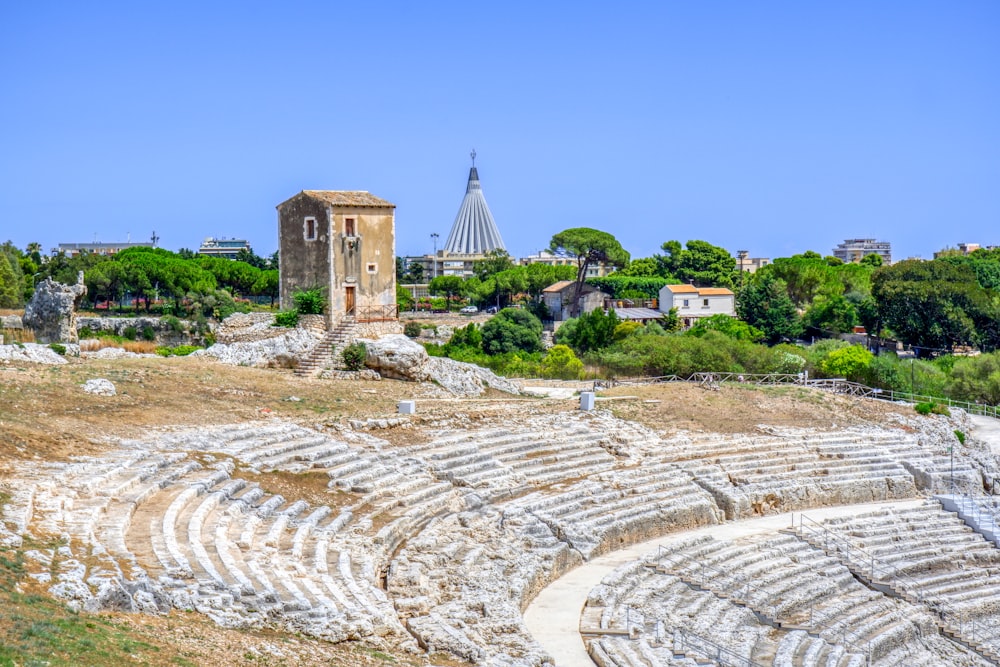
[591,373,1000,419]
[672,628,761,667]
[355,304,398,322]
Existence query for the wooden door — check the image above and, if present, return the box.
[345,285,356,315]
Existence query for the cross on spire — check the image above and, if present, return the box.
[470,149,476,166]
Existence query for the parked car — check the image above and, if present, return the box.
[486,305,499,314]
[459,305,478,314]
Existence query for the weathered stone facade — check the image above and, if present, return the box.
[277,191,396,329]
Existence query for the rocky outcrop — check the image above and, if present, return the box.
[23,272,87,343]
[0,342,68,365]
[194,328,321,367]
[361,334,431,381]
[82,379,117,396]
[361,334,519,397]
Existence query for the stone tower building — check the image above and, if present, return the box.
[276,190,396,328]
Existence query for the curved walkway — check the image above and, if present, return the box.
[971,414,1000,455]
[523,498,926,666]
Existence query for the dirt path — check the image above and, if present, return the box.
[971,414,1000,455]
[522,498,927,666]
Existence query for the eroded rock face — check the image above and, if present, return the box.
[23,273,87,343]
[426,357,521,397]
[361,334,431,382]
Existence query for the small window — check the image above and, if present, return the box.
[304,217,317,241]
[367,263,377,274]
[345,218,356,236]
[682,299,689,307]
[703,299,710,307]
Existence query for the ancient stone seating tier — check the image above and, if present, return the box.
[584,531,992,666]
[663,430,949,520]
[800,501,1000,658]
[3,413,993,667]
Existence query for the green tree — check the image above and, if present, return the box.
[550,228,629,316]
[0,245,22,308]
[480,308,543,355]
[860,253,884,268]
[657,240,737,287]
[396,284,415,312]
[803,294,858,334]
[948,352,1000,405]
[817,345,874,382]
[872,259,999,354]
[737,273,803,344]
[428,275,466,308]
[554,308,620,354]
[540,345,584,379]
[617,257,660,277]
[473,249,515,280]
[686,313,764,342]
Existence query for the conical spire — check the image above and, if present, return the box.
[443,150,506,254]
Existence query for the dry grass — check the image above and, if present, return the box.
[79,339,158,353]
[1,327,35,343]
[123,340,158,354]
[0,308,23,316]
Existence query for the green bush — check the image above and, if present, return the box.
[481,308,543,355]
[292,287,327,315]
[448,323,482,350]
[955,429,966,445]
[273,310,299,328]
[162,315,184,333]
[540,345,584,380]
[915,401,951,417]
[155,344,201,357]
[403,320,422,338]
[123,326,138,341]
[141,325,156,341]
[816,345,873,382]
[48,343,66,355]
[342,341,367,371]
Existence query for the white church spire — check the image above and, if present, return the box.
[443,150,506,254]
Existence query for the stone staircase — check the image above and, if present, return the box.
[294,317,357,377]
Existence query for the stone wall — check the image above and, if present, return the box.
[354,320,403,338]
[77,316,203,347]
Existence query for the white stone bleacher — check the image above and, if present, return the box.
[651,533,953,664]
[803,502,1000,658]
[506,461,720,559]
[671,432,919,520]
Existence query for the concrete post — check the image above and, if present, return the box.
[580,391,595,411]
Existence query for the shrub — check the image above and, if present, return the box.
[170,345,200,356]
[141,325,156,341]
[273,310,299,328]
[481,308,543,355]
[448,323,482,350]
[342,341,367,371]
[48,343,66,355]
[915,401,951,417]
[540,345,584,380]
[403,320,422,338]
[816,345,873,383]
[955,429,966,445]
[123,326,138,341]
[292,287,327,315]
[162,315,184,333]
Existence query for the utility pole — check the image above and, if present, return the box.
[431,233,439,279]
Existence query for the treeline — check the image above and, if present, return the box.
[0,242,278,319]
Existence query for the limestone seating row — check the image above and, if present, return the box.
[807,504,1000,652]
[656,534,942,663]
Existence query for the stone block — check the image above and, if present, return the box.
[398,400,416,415]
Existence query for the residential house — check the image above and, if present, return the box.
[659,284,736,328]
[276,190,396,328]
[542,281,609,321]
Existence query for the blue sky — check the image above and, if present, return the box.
[1,2,997,263]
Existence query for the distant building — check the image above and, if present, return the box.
[933,243,998,259]
[832,238,892,265]
[55,239,155,257]
[734,250,770,274]
[198,237,251,260]
[519,249,615,278]
[443,151,505,256]
[542,281,609,321]
[276,190,396,327]
[658,284,736,328]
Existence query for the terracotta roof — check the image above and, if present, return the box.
[542,280,575,293]
[663,284,698,293]
[293,191,395,208]
[698,287,734,296]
